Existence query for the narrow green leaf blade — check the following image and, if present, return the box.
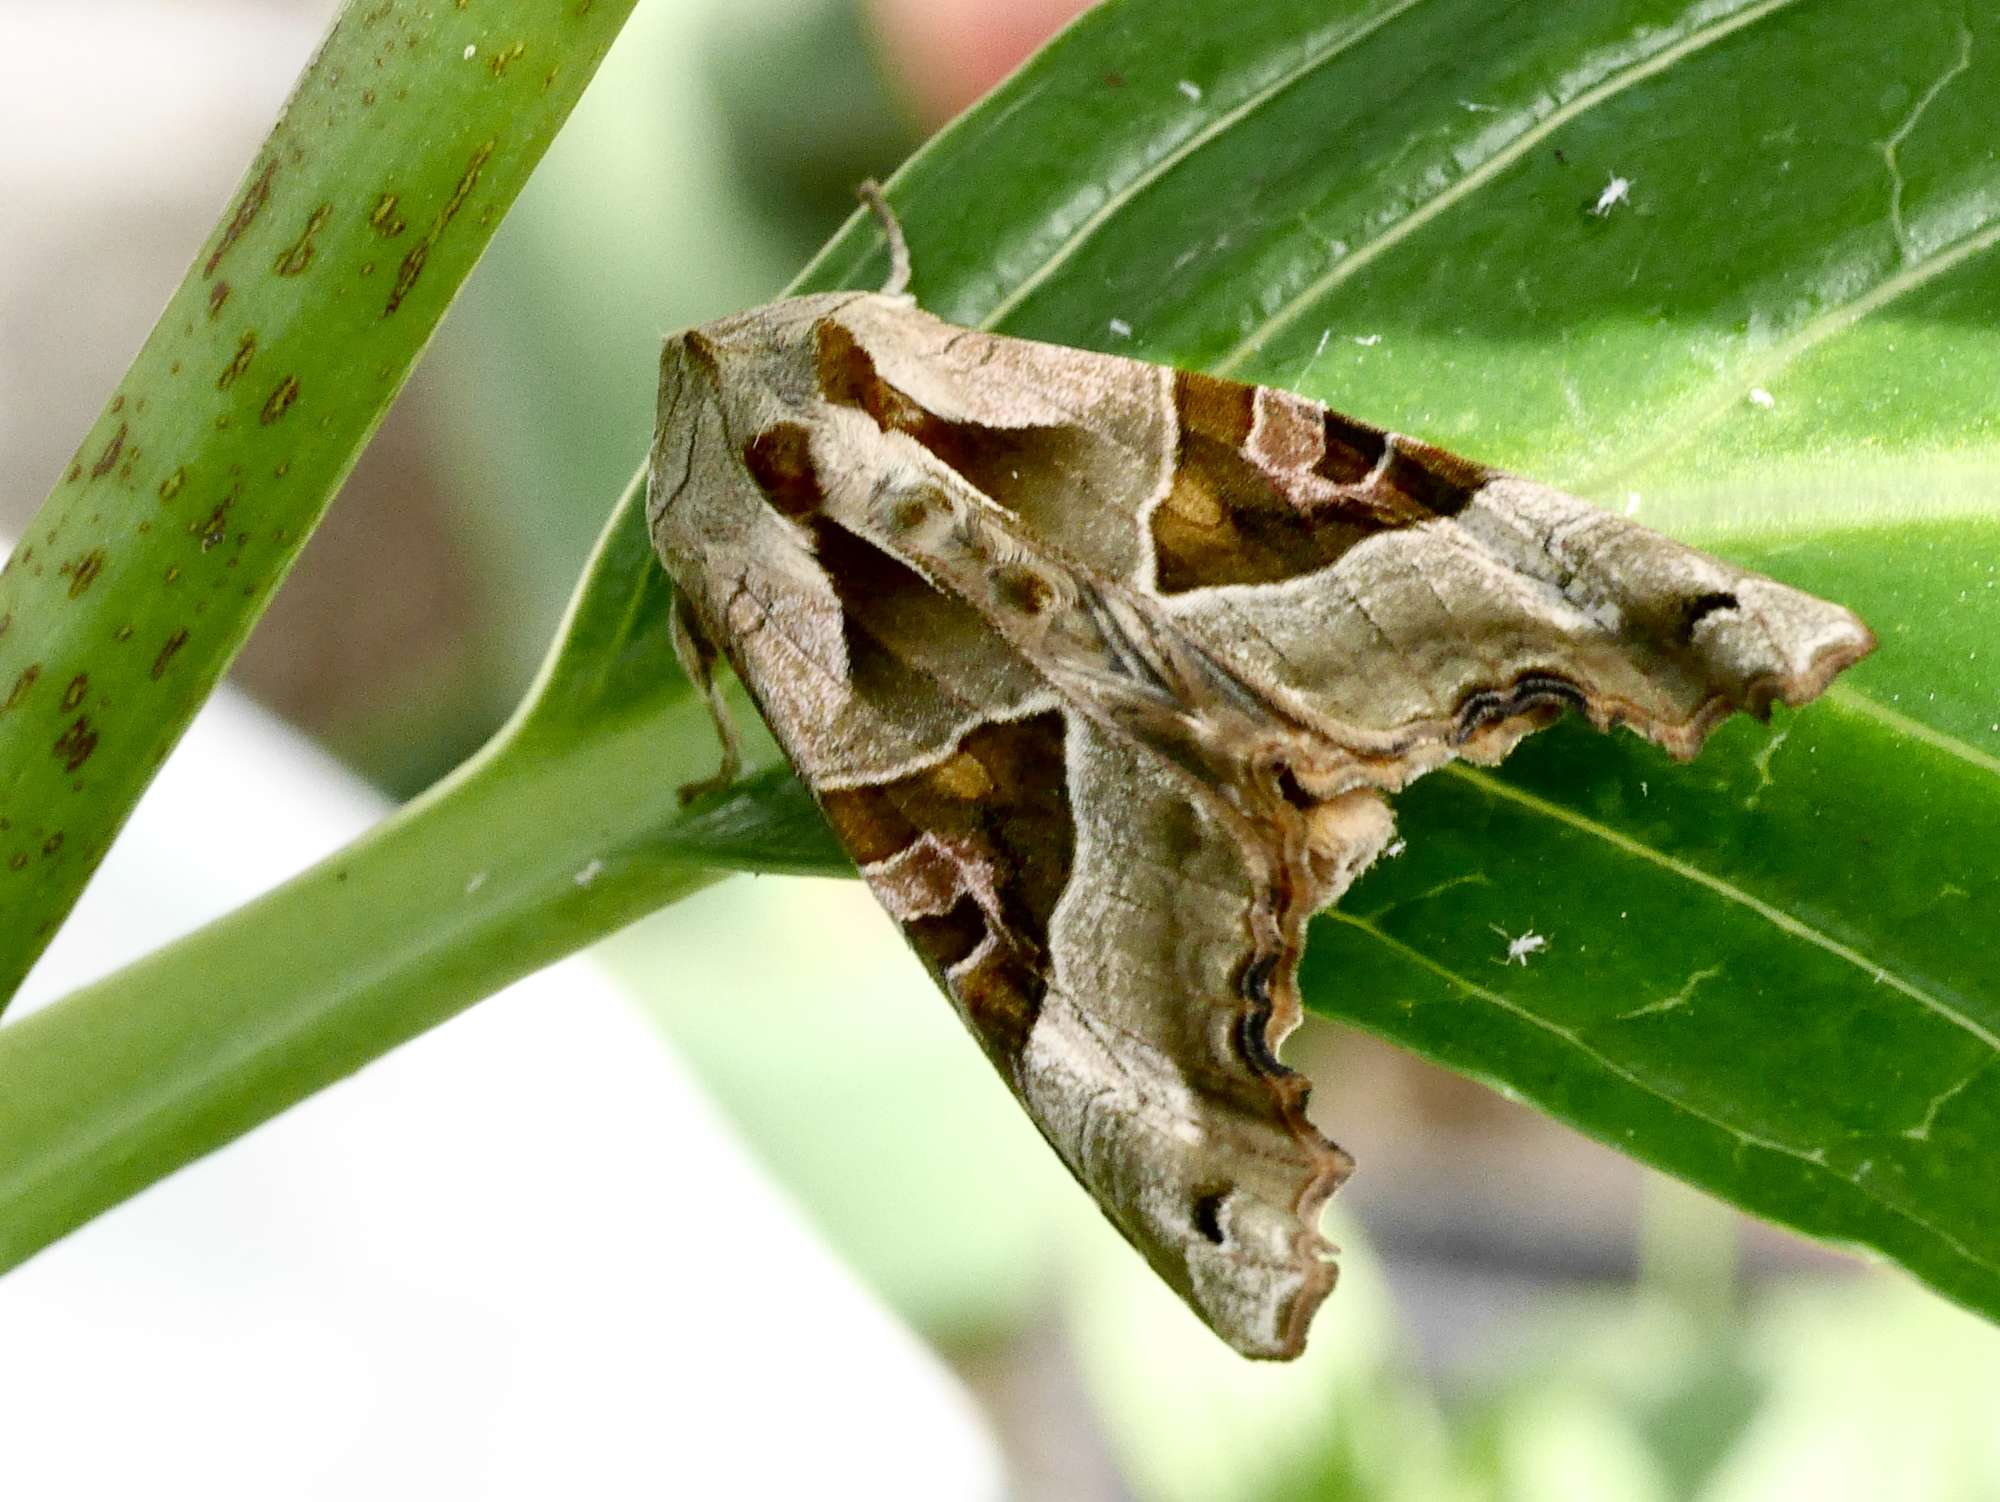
[0,0,639,1003]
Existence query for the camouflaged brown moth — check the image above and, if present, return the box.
[646,185,1874,1359]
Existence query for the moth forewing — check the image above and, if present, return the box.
[646,277,1874,1360]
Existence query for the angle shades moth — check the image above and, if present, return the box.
[646,186,1874,1359]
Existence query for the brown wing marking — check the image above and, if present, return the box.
[813,318,1069,522]
[1150,369,1493,594]
[810,315,1162,581]
[820,710,1073,1064]
[733,404,1049,749]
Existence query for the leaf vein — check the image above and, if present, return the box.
[1581,213,2000,492]
[1443,763,2000,1052]
[976,0,1437,331]
[1327,909,2000,1281]
[1823,682,2000,780]
[1212,0,1804,375]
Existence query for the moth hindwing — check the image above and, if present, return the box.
[645,281,1873,1360]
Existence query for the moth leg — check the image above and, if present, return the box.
[670,587,743,805]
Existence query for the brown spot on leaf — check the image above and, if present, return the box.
[152,627,190,680]
[4,665,39,712]
[61,548,106,599]
[272,203,332,275]
[488,41,525,77]
[61,675,87,711]
[8,853,25,872]
[741,422,823,518]
[260,375,300,425]
[42,832,63,857]
[53,716,98,771]
[89,422,127,479]
[205,157,277,278]
[385,140,494,315]
[192,491,235,550]
[217,331,257,390]
[368,192,406,237]
[208,280,232,319]
[159,467,186,503]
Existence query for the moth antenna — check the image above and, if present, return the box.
[858,178,912,297]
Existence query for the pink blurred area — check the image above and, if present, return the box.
[869,0,1096,125]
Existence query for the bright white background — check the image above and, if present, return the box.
[0,667,1002,1500]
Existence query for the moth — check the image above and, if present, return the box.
[646,186,1874,1359]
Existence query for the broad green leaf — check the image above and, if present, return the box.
[0,0,641,1003]
[6,0,1998,1337]
[790,0,2000,1324]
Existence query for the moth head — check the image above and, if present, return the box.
[650,295,910,544]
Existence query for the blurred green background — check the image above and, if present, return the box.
[5,0,1998,1496]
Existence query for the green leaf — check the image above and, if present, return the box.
[794,0,2000,1323]
[8,0,1999,1337]
[0,0,641,1003]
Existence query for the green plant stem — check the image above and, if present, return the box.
[0,481,843,1274]
[0,713,801,1274]
[0,0,639,1007]
[0,714,704,1271]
